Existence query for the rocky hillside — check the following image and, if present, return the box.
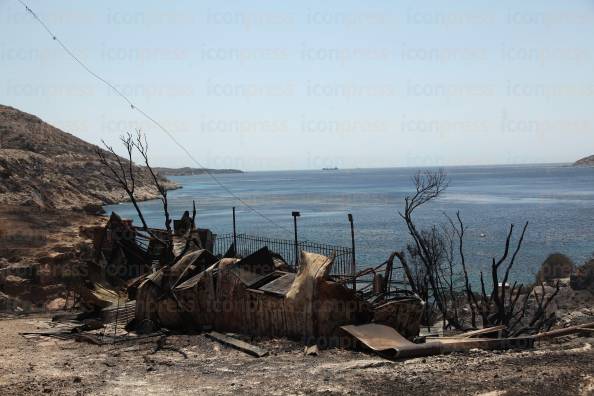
[574,155,594,167]
[0,104,178,211]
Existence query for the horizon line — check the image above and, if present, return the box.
[162,161,577,174]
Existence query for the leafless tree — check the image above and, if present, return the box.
[509,281,560,336]
[400,242,433,324]
[398,169,466,329]
[437,223,467,328]
[448,213,560,335]
[447,211,479,328]
[398,170,558,334]
[95,132,172,254]
[132,130,172,233]
[95,132,150,230]
[490,222,529,326]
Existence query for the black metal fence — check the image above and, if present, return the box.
[213,233,354,277]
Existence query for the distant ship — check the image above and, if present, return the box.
[322,167,339,171]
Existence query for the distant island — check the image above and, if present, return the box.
[153,167,243,176]
[573,155,594,167]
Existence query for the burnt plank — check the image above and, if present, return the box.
[206,331,269,358]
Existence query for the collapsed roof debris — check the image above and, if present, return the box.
[20,212,594,361]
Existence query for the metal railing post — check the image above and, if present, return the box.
[232,207,237,256]
[348,213,356,291]
[292,211,300,269]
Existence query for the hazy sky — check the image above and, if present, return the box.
[2,0,594,170]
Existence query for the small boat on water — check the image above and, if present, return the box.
[322,167,339,171]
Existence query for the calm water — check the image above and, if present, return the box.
[105,164,594,284]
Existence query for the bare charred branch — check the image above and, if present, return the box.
[132,129,172,233]
[399,169,466,329]
[95,140,149,231]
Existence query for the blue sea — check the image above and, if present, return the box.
[104,164,594,284]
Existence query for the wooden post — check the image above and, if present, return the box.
[292,211,300,269]
[348,213,356,291]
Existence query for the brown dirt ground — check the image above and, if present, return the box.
[0,315,592,396]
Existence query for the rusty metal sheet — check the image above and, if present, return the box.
[174,271,207,291]
[229,247,276,286]
[340,323,414,352]
[341,323,534,359]
[256,272,296,297]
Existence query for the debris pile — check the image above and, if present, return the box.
[17,210,587,362]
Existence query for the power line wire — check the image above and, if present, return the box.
[15,0,292,234]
